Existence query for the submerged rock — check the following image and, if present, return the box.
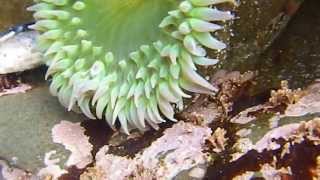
[0,70,86,171]
[222,0,302,65]
[225,0,319,93]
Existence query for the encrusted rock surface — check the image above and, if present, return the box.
[52,121,93,169]
[205,81,320,179]
[82,122,211,180]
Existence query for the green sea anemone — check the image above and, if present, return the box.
[29,0,235,134]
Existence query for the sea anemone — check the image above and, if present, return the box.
[29,0,235,133]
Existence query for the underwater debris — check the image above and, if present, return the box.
[0,74,19,91]
[0,73,31,96]
[212,70,257,114]
[0,83,31,97]
[80,166,105,180]
[178,97,221,126]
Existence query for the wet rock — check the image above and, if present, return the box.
[285,83,320,117]
[0,31,42,74]
[223,0,319,94]
[220,0,303,69]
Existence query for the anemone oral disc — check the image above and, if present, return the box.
[30,0,234,134]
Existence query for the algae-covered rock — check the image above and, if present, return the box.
[223,0,319,93]
[220,0,302,68]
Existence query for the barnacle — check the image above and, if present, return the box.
[29,0,235,133]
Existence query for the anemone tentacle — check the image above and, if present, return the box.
[29,0,235,133]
